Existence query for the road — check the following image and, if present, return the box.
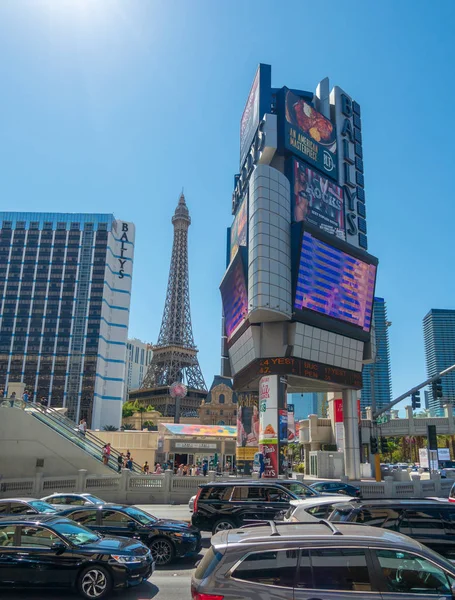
[1,505,204,600]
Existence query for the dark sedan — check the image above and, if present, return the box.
[59,504,202,566]
[0,514,154,599]
[309,481,361,497]
[0,498,59,515]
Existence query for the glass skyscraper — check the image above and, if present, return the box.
[0,212,135,429]
[361,297,392,413]
[423,309,455,416]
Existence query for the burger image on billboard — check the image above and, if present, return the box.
[293,159,345,239]
[281,88,338,180]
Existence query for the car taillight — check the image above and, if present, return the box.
[194,488,202,513]
[191,586,223,600]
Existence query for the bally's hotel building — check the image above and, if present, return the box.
[0,212,135,429]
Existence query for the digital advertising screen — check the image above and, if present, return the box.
[295,230,376,333]
[220,249,248,341]
[281,88,338,181]
[292,159,345,239]
[230,194,247,261]
[239,64,272,169]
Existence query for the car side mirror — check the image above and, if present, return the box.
[127,521,137,531]
[52,541,66,554]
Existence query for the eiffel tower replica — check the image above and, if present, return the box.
[129,193,207,419]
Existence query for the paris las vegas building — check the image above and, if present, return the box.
[0,212,134,429]
[222,65,378,479]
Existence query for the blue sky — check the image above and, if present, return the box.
[1,1,454,411]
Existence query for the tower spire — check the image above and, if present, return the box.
[139,192,207,417]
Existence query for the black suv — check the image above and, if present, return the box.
[0,514,153,599]
[59,504,201,566]
[191,481,299,534]
[329,499,455,560]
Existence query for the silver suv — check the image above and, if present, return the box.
[191,520,455,600]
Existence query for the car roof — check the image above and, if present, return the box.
[44,493,92,498]
[335,499,450,508]
[0,514,70,525]
[214,521,425,551]
[291,496,354,507]
[199,481,295,488]
[0,498,40,502]
[59,503,127,512]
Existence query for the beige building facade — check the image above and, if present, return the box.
[199,376,237,426]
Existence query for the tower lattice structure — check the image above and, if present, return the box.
[140,193,207,416]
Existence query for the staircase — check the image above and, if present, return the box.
[20,402,143,474]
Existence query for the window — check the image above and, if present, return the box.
[199,486,232,502]
[232,486,290,503]
[20,526,56,548]
[101,510,130,526]
[0,503,8,515]
[401,509,445,535]
[309,548,372,592]
[233,549,297,587]
[69,510,98,526]
[307,504,338,519]
[375,549,452,595]
[0,524,17,547]
[9,502,35,515]
[219,394,225,404]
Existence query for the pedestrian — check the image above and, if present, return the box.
[9,392,16,408]
[155,463,162,474]
[40,396,47,408]
[259,453,265,478]
[177,464,184,476]
[117,453,124,473]
[102,443,111,466]
[22,390,30,404]
[0,389,4,399]
[126,449,131,461]
[126,456,133,471]
[202,460,208,477]
[78,418,87,437]
[143,461,150,474]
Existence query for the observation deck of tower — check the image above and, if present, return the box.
[129,193,207,418]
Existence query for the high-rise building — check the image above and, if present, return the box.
[288,392,327,420]
[130,194,207,419]
[361,297,392,413]
[423,309,455,416]
[0,212,135,429]
[124,338,153,401]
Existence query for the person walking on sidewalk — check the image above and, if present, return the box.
[9,392,16,408]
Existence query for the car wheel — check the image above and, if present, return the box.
[150,537,175,566]
[212,518,236,535]
[77,565,112,600]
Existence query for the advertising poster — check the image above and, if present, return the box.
[230,195,248,261]
[295,231,377,332]
[279,409,288,444]
[236,392,259,464]
[293,159,345,239]
[282,88,338,180]
[287,404,296,443]
[259,376,278,478]
[220,250,248,340]
[334,398,361,423]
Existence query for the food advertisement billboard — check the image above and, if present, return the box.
[292,159,345,239]
[295,230,376,333]
[230,194,247,261]
[281,88,337,180]
[239,64,272,169]
[220,249,248,341]
[236,392,259,462]
[259,375,278,478]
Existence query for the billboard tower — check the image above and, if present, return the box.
[131,194,207,418]
[222,65,378,479]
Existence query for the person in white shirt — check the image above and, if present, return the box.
[78,418,87,436]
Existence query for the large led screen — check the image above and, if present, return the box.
[220,250,248,341]
[295,231,376,332]
[230,195,247,261]
[293,159,345,239]
[282,88,338,180]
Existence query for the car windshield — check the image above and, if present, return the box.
[124,506,157,525]
[53,521,100,546]
[84,495,104,505]
[285,482,317,498]
[28,501,58,513]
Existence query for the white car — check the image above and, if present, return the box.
[283,495,355,522]
[41,492,106,508]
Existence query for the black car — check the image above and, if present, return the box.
[329,498,455,560]
[0,515,154,599]
[309,481,361,497]
[0,498,59,515]
[59,504,201,566]
[191,481,299,534]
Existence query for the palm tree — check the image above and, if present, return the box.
[137,405,147,430]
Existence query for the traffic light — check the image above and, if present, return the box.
[432,379,443,399]
[380,437,388,454]
[370,437,378,454]
[411,390,421,410]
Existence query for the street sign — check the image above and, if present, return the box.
[376,415,389,425]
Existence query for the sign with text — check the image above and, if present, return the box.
[259,375,279,478]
